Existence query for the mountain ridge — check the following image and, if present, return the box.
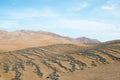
[0,29,100,52]
[0,29,100,43]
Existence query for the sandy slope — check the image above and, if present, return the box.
[0,30,88,52]
[0,31,72,52]
[60,62,120,80]
[0,40,120,80]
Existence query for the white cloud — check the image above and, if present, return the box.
[0,20,19,28]
[101,0,120,10]
[48,18,117,30]
[74,3,88,11]
[0,16,119,41]
[68,2,88,12]
[101,6,114,10]
[38,17,119,41]
[0,4,119,41]
[5,8,58,19]
[100,0,120,18]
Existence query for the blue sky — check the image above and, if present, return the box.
[0,0,120,41]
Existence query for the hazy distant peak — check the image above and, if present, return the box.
[15,30,33,32]
[0,30,8,33]
[10,30,39,36]
[37,30,62,37]
[75,37,100,44]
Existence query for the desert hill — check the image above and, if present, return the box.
[0,30,99,52]
[0,40,119,80]
[60,62,120,80]
[75,37,100,44]
[0,30,73,52]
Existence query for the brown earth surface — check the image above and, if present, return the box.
[60,62,120,80]
[0,40,120,80]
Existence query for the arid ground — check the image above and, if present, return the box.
[0,30,120,80]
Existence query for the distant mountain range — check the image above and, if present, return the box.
[0,30,100,51]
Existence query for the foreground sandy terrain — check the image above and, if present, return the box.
[0,40,120,80]
[0,63,120,80]
[60,62,120,80]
